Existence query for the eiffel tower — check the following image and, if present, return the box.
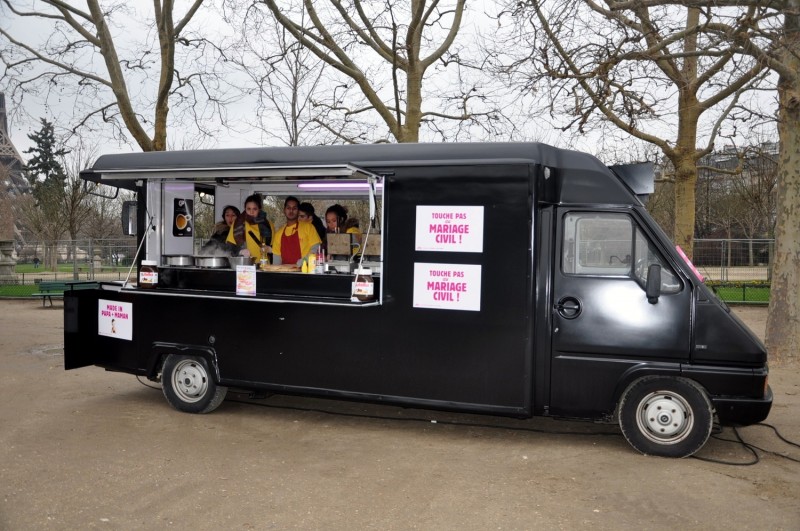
[0,93,29,195]
[0,93,31,248]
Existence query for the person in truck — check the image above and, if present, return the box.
[325,204,362,255]
[227,194,274,258]
[298,202,327,244]
[272,196,322,266]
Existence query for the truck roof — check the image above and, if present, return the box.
[83,142,647,205]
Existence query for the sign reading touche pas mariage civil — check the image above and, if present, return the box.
[414,205,484,253]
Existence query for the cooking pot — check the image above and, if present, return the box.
[227,256,253,268]
[164,255,194,267]
[194,256,230,268]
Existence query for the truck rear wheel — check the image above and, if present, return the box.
[618,376,713,458]
[162,354,227,414]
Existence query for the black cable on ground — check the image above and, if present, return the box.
[757,422,800,449]
[136,375,161,390]
[692,423,800,465]
[693,425,760,465]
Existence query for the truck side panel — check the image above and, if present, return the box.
[65,165,537,416]
[64,290,145,375]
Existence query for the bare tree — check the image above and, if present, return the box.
[494,2,769,257]
[695,142,778,244]
[729,144,778,242]
[254,0,507,143]
[82,192,128,241]
[61,140,99,244]
[599,0,798,375]
[17,193,66,269]
[0,1,224,152]
[223,5,335,146]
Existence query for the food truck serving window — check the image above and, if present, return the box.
[132,164,385,305]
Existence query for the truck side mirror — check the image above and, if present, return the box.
[122,201,137,236]
[646,263,661,304]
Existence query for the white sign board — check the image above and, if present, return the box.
[236,265,257,296]
[413,263,482,312]
[415,205,484,253]
[98,299,133,341]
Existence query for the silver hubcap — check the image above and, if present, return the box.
[171,359,208,403]
[635,390,693,444]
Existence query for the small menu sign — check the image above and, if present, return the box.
[236,265,257,296]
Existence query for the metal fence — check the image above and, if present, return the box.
[0,239,139,299]
[14,238,139,269]
[692,239,773,282]
[691,239,772,304]
[0,238,772,304]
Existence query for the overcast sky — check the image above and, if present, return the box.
[3,1,531,162]
[1,1,779,167]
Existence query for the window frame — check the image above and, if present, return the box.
[560,210,682,294]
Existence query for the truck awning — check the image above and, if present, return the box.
[80,163,383,196]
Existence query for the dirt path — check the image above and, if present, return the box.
[0,300,797,529]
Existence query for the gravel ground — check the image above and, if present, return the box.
[0,300,797,530]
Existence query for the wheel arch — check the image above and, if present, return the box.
[148,342,220,382]
[611,363,684,416]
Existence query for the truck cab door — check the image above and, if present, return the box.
[549,210,691,416]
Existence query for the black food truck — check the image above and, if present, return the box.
[64,142,772,457]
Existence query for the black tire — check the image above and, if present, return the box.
[161,354,228,414]
[618,376,713,458]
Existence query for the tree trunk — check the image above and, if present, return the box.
[671,15,700,261]
[765,22,800,364]
[672,158,697,259]
[402,50,423,143]
[47,242,58,271]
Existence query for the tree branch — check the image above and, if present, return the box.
[0,27,110,87]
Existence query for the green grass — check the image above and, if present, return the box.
[713,286,770,303]
[0,285,39,297]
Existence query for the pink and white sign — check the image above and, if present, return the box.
[98,299,133,341]
[413,263,482,312]
[415,205,484,253]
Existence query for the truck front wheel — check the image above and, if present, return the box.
[618,376,713,458]
[162,354,228,414]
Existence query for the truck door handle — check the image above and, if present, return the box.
[556,297,582,319]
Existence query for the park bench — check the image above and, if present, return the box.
[31,280,99,307]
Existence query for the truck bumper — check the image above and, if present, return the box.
[712,385,773,426]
